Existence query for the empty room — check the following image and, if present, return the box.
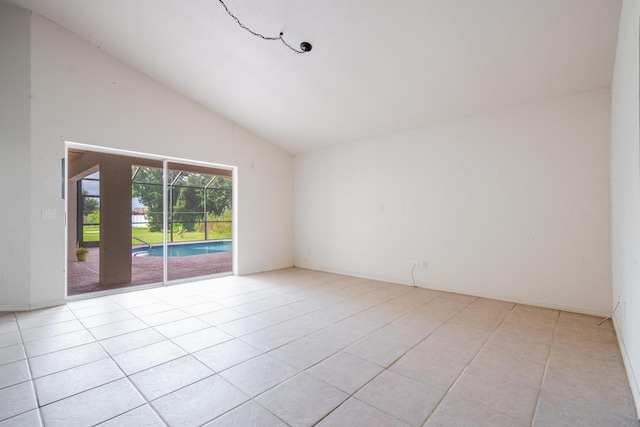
[0,0,639,426]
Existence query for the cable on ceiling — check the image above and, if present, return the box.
[218,0,312,54]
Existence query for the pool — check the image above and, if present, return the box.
[132,240,232,257]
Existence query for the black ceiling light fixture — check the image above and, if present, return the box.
[299,41,312,52]
[218,0,312,54]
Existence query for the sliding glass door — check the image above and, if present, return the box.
[66,145,233,296]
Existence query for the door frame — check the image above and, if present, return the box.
[64,141,237,299]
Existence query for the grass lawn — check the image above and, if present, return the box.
[82,225,231,245]
[82,225,100,242]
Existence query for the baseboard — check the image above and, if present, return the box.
[0,304,31,312]
[239,262,295,276]
[293,264,610,317]
[613,316,640,420]
[0,298,67,312]
[29,299,67,310]
[415,282,610,317]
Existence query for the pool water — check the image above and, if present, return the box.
[132,241,231,257]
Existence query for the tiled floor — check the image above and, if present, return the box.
[1,268,638,426]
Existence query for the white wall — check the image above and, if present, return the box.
[1,9,294,310]
[0,4,31,308]
[295,89,611,315]
[611,0,640,415]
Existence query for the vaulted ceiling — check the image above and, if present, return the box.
[8,0,622,153]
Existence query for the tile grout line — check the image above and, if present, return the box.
[206,285,439,425]
[7,281,502,426]
[30,302,164,425]
[420,298,502,426]
[15,279,411,425]
[5,271,636,426]
[421,301,534,426]
[530,309,561,426]
[141,275,347,425]
[312,292,479,426]
[13,311,45,426]
[250,287,484,425]
[76,300,172,426]
[82,281,324,426]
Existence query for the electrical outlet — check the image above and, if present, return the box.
[42,208,56,219]
[422,260,428,269]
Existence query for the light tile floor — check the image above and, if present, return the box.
[0,268,638,426]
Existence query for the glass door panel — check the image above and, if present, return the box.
[131,165,165,286]
[165,165,233,282]
[78,172,100,247]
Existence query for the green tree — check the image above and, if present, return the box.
[82,190,99,215]
[206,177,232,217]
[131,167,164,232]
[132,167,232,234]
[172,174,232,231]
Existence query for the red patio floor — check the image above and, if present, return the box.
[67,247,232,296]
